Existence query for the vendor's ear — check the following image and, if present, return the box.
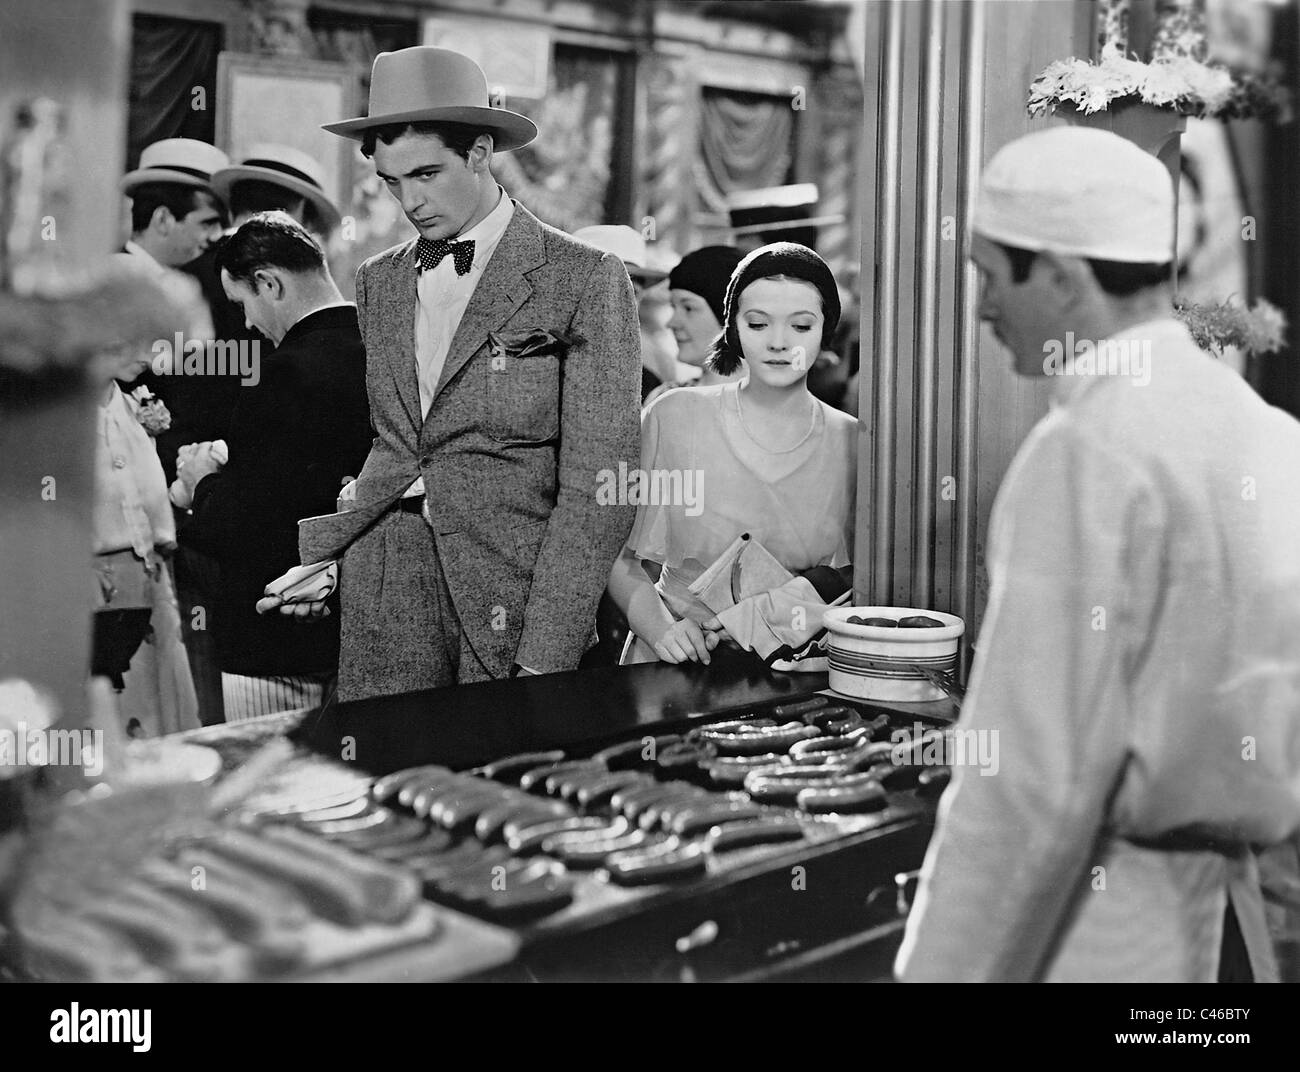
[1034,250,1091,309]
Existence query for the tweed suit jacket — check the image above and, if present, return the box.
[301,200,641,699]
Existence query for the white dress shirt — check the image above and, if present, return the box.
[404,187,515,499]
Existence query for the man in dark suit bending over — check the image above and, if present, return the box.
[176,212,372,719]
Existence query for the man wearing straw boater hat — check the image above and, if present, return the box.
[263,47,640,699]
[895,127,1300,983]
[121,138,229,270]
[212,144,342,240]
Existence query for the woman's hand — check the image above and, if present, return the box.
[701,616,734,650]
[652,618,714,665]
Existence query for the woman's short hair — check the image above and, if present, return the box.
[708,242,841,375]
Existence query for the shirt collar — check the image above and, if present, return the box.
[123,240,162,270]
[1049,315,1189,409]
[284,300,354,339]
[453,186,513,267]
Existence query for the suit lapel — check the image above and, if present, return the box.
[383,239,423,433]
[429,203,546,407]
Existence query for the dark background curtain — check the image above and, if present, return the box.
[126,14,222,169]
[698,87,795,205]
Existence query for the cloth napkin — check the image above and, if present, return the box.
[256,559,338,614]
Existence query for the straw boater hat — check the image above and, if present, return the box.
[573,225,669,284]
[211,144,341,232]
[121,138,229,195]
[322,46,537,152]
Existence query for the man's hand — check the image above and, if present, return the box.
[337,477,358,513]
[177,441,223,494]
[255,594,332,620]
[652,618,715,665]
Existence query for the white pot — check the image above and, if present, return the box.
[823,606,964,703]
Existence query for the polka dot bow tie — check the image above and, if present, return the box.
[415,236,476,275]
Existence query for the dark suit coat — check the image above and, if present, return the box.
[300,200,642,700]
[185,305,372,676]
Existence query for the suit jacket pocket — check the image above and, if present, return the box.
[481,350,561,444]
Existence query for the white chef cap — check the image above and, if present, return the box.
[972,127,1174,264]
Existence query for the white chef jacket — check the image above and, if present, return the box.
[896,318,1300,982]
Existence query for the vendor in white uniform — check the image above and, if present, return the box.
[896,127,1300,983]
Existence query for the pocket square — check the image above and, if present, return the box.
[487,327,578,360]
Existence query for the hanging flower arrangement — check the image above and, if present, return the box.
[1027,42,1292,121]
[1173,296,1287,359]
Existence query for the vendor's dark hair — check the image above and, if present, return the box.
[214,211,325,286]
[129,183,219,235]
[708,242,841,376]
[360,120,490,160]
[995,240,1172,297]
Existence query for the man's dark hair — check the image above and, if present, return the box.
[229,178,308,224]
[129,183,219,235]
[994,240,1172,297]
[214,211,326,287]
[360,120,491,161]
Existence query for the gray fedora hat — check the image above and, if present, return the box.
[322,47,537,152]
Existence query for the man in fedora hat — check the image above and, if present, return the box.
[212,143,342,241]
[276,46,640,699]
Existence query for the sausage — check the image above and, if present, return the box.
[410,778,487,820]
[519,760,604,794]
[591,735,682,770]
[744,768,877,804]
[542,828,662,868]
[606,839,707,885]
[505,815,616,854]
[669,800,768,836]
[698,721,819,756]
[574,772,653,811]
[636,789,712,832]
[252,825,423,925]
[703,754,786,786]
[472,750,566,782]
[771,696,830,717]
[371,765,450,805]
[474,797,572,843]
[917,765,952,799]
[706,817,806,851]
[788,735,873,761]
[397,769,464,810]
[15,913,157,983]
[436,857,576,919]
[613,783,704,822]
[432,788,517,833]
[796,780,888,814]
[137,857,294,950]
[655,741,716,774]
